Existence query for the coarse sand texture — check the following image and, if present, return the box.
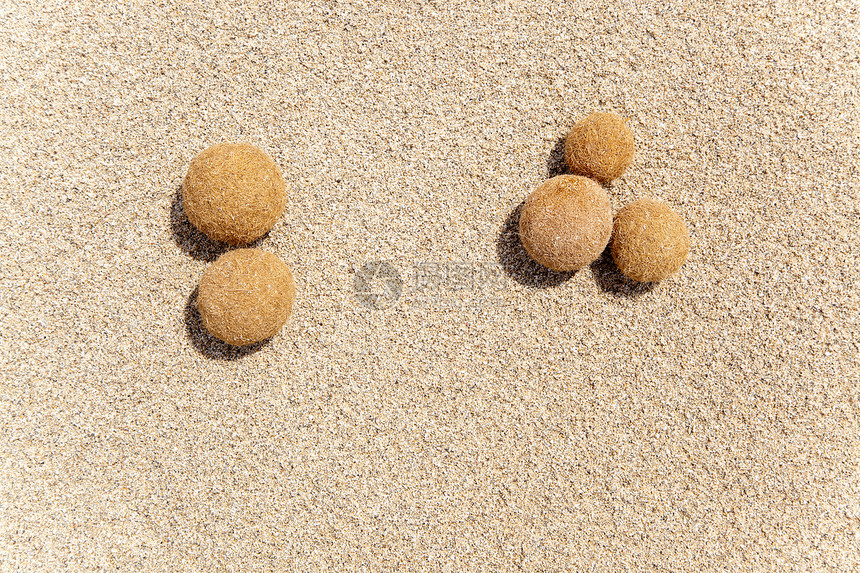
[565,111,634,183]
[197,248,296,346]
[611,198,690,282]
[182,142,287,245]
[518,175,613,272]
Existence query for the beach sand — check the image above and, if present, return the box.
[1,1,858,570]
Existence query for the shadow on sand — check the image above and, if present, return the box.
[589,247,656,298]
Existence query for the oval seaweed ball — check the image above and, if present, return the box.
[564,111,634,183]
[182,142,287,245]
[197,248,296,346]
[518,175,612,272]
[611,198,690,282]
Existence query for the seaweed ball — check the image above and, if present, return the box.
[182,142,287,245]
[611,198,690,282]
[197,248,296,346]
[518,175,613,272]
[564,111,634,183]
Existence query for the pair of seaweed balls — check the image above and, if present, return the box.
[183,143,296,346]
[519,112,690,282]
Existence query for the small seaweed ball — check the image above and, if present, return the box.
[611,198,690,282]
[518,175,612,272]
[197,248,296,346]
[182,142,287,245]
[564,111,634,183]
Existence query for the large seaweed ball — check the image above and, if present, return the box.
[182,142,287,245]
[611,198,690,282]
[564,111,634,183]
[518,175,612,272]
[197,248,296,346]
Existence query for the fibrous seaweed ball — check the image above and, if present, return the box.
[197,248,296,346]
[182,142,286,245]
[564,111,634,183]
[611,198,690,282]
[518,175,612,272]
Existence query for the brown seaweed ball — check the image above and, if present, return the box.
[182,142,287,245]
[197,248,296,346]
[564,111,634,183]
[518,175,612,272]
[611,198,690,282]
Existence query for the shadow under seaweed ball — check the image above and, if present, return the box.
[182,142,287,245]
[565,111,634,183]
[611,198,690,282]
[518,175,613,272]
[197,248,296,346]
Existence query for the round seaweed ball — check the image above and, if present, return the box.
[564,111,634,183]
[182,142,287,245]
[197,248,296,346]
[518,175,613,272]
[611,198,690,282]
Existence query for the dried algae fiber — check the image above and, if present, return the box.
[564,111,634,183]
[611,198,690,282]
[182,142,287,245]
[197,248,296,346]
[518,175,612,272]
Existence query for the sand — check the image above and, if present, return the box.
[1,1,858,571]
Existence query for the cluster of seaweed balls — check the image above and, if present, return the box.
[520,111,689,281]
[181,143,296,347]
[182,113,688,347]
